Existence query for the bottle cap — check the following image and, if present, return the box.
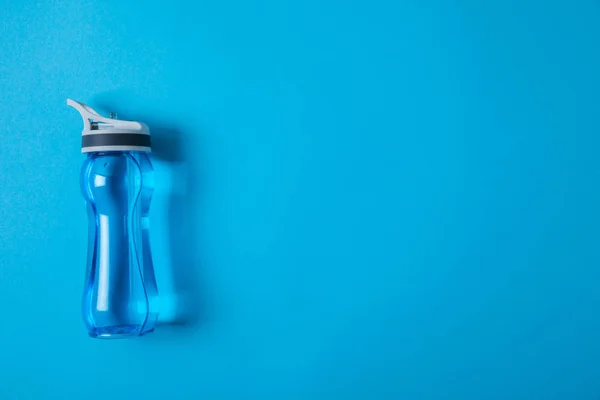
[67,99,151,153]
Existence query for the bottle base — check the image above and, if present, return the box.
[88,325,154,339]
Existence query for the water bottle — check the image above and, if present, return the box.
[67,99,159,339]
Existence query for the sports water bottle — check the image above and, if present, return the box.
[67,99,159,339]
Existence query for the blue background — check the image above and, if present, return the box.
[1,0,599,398]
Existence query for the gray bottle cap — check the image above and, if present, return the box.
[67,99,151,153]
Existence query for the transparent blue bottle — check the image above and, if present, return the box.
[68,99,159,339]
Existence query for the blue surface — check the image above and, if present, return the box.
[1,0,600,398]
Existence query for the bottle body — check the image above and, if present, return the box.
[81,151,158,338]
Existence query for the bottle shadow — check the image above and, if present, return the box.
[150,123,206,331]
[93,99,208,335]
